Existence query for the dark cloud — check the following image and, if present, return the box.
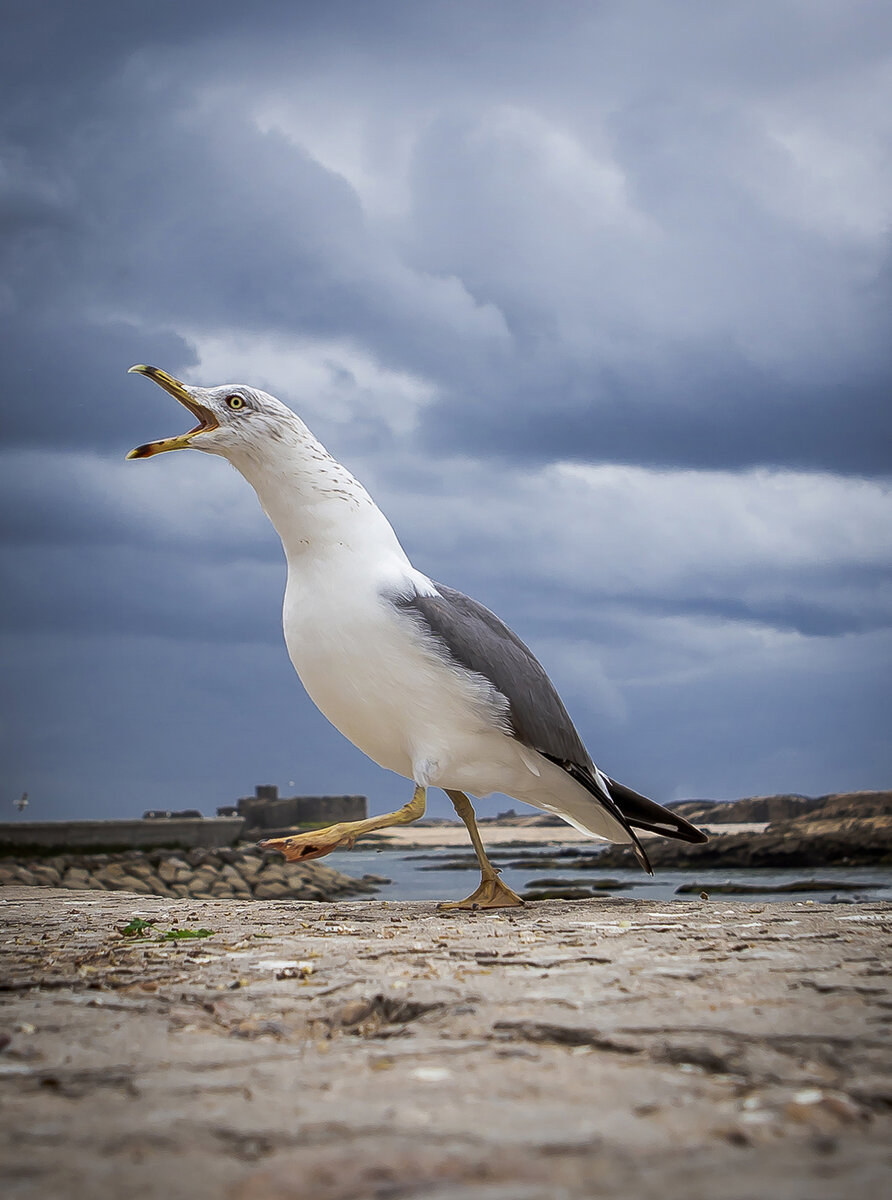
[1,317,196,451]
[0,543,283,642]
[5,3,891,469]
[420,341,892,475]
[2,1,891,819]
[403,94,892,475]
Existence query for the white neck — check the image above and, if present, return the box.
[223,425,409,569]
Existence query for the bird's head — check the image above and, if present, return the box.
[126,363,380,544]
[126,364,300,465]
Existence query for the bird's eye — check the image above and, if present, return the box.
[226,394,246,410]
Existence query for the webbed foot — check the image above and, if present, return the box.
[437,873,525,911]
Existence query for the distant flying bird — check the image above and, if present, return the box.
[128,366,706,908]
[14,792,28,813]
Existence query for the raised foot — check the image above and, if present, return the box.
[259,824,356,864]
[259,787,427,864]
[438,874,525,911]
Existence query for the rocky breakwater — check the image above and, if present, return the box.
[594,790,892,870]
[672,793,823,824]
[0,845,382,901]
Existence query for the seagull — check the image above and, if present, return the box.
[127,365,707,908]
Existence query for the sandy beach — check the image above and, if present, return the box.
[372,820,766,848]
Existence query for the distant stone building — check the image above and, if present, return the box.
[220,786,367,833]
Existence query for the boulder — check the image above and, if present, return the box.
[61,868,91,889]
[144,875,173,897]
[233,856,264,881]
[219,864,251,894]
[253,877,293,900]
[296,885,327,900]
[186,879,215,897]
[95,863,130,886]
[157,857,191,884]
[115,875,154,895]
[124,860,156,880]
[28,865,62,886]
[257,862,289,884]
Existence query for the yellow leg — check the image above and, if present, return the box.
[438,789,524,910]
[260,785,426,863]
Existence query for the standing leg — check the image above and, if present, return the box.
[438,789,524,910]
[260,785,426,863]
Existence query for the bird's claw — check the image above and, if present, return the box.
[259,824,352,863]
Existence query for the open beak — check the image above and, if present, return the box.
[126,365,219,459]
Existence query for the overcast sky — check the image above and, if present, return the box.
[2,0,891,822]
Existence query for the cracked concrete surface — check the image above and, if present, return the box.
[1,888,891,1199]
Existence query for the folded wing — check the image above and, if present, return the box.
[391,582,708,873]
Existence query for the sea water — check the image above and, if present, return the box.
[326,843,892,904]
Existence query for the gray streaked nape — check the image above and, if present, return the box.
[389,581,594,769]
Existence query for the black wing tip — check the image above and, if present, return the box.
[629,819,709,845]
[664,819,709,844]
[604,776,709,846]
[545,757,657,877]
[632,839,654,876]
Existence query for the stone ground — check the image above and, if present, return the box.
[1,888,891,1200]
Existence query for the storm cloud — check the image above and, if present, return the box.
[1,1,890,820]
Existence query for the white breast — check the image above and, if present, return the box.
[281,552,505,784]
[281,548,631,844]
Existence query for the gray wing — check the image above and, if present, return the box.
[390,582,594,769]
[391,581,667,875]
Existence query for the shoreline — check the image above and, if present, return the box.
[368,819,767,848]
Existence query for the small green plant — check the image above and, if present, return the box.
[157,928,215,940]
[120,917,156,937]
[118,918,215,941]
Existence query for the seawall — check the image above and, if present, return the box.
[0,817,244,854]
